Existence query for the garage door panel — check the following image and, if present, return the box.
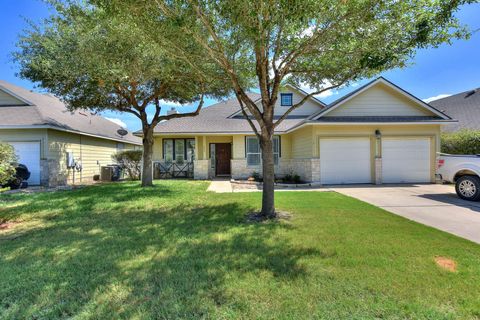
[9,141,41,185]
[382,138,430,183]
[320,138,371,184]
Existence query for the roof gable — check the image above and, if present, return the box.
[0,85,33,106]
[228,84,325,118]
[0,80,141,145]
[312,77,451,120]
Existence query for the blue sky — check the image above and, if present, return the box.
[1,0,479,131]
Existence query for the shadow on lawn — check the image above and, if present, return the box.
[0,182,323,319]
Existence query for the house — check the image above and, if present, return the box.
[143,77,454,185]
[429,88,480,132]
[0,80,142,186]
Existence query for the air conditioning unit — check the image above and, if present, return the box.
[100,166,113,181]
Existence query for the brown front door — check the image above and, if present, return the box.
[215,143,231,176]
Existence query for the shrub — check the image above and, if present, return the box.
[0,143,17,185]
[293,174,301,184]
[251,171,262,182]
[282,172,302,184]
[441,130,480,155]
[112,150,142,180]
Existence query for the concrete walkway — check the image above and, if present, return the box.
[333,184,480,244]
[208,180,332,193]
[207,180,233,193]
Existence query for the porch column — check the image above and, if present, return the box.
[194,136,199,160]
[202,136,207,160]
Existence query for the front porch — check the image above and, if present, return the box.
[152,135,237,180]
[151,134,296,181]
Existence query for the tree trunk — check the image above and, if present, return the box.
[260,134,276,217]
[141,127,154,187]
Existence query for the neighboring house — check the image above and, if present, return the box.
[429,88,480,132]
[0,80,142,186]
[139,77,454,185]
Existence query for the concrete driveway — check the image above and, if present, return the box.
[333,184,480,244]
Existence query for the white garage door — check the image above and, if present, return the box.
[9,141,41,185]
[320,138,371,184]
[382,137,431,183]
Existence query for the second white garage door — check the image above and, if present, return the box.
[9,141,41,185]
[320,138,371,184]
[382,137,431,183]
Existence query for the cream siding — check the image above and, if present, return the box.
[48,129,136,184]
[241,87,323,117]
[325,83,434,117]
[0,129,48,159]
[290,126,313,158]
[0,89,26,106]
[232,135,245,159]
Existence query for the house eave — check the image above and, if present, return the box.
[0,124,142,145]
[285,119,457,133]
[311,77,452,121]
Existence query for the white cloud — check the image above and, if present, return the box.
[316,90,335,98]
[105,117,127,128]
[423,94,451,103]
[159,100,187,107]
[299,81,338,99]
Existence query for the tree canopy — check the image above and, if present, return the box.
[14,1,230,186]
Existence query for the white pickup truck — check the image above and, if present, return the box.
[437,154,480,201]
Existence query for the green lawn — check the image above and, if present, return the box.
[1,181,479,319]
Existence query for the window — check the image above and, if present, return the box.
[246,137,261,166]
[186,139,195,162]
[163,138,195,163]
[116,143,125,151]
[246,136,280,166]
[175,139,185,164]
[163,139,174,163]
[210,144,216,168]
[280,93,293,106]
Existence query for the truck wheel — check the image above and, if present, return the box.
[456,176,480,201]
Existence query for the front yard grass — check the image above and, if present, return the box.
[1,181,479,319]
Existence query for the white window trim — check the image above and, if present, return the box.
[246,136,280,167]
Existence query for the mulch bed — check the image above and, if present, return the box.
[246,211,292,223]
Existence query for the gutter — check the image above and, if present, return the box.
[0,125,142,146]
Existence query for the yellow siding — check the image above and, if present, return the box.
[242,87,323,117]
[0,89,25,105]
[280,134,291,159]
[48,129,137,184]
[326,83,434,117]
[232,135,245,159]
[0,129,48,158]
[290,126,313,158]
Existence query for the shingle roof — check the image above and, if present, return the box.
[314,116,444,122]
[146,78,454,136]
[429,88,480,132]
[0,80,141,145]
[149,93,307,134]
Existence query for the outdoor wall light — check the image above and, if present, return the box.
[375,129,381,138]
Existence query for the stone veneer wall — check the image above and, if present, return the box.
[230,158,321,182]
[41,159,69,187]
[193,160,209,179]
[375,158,382,185]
